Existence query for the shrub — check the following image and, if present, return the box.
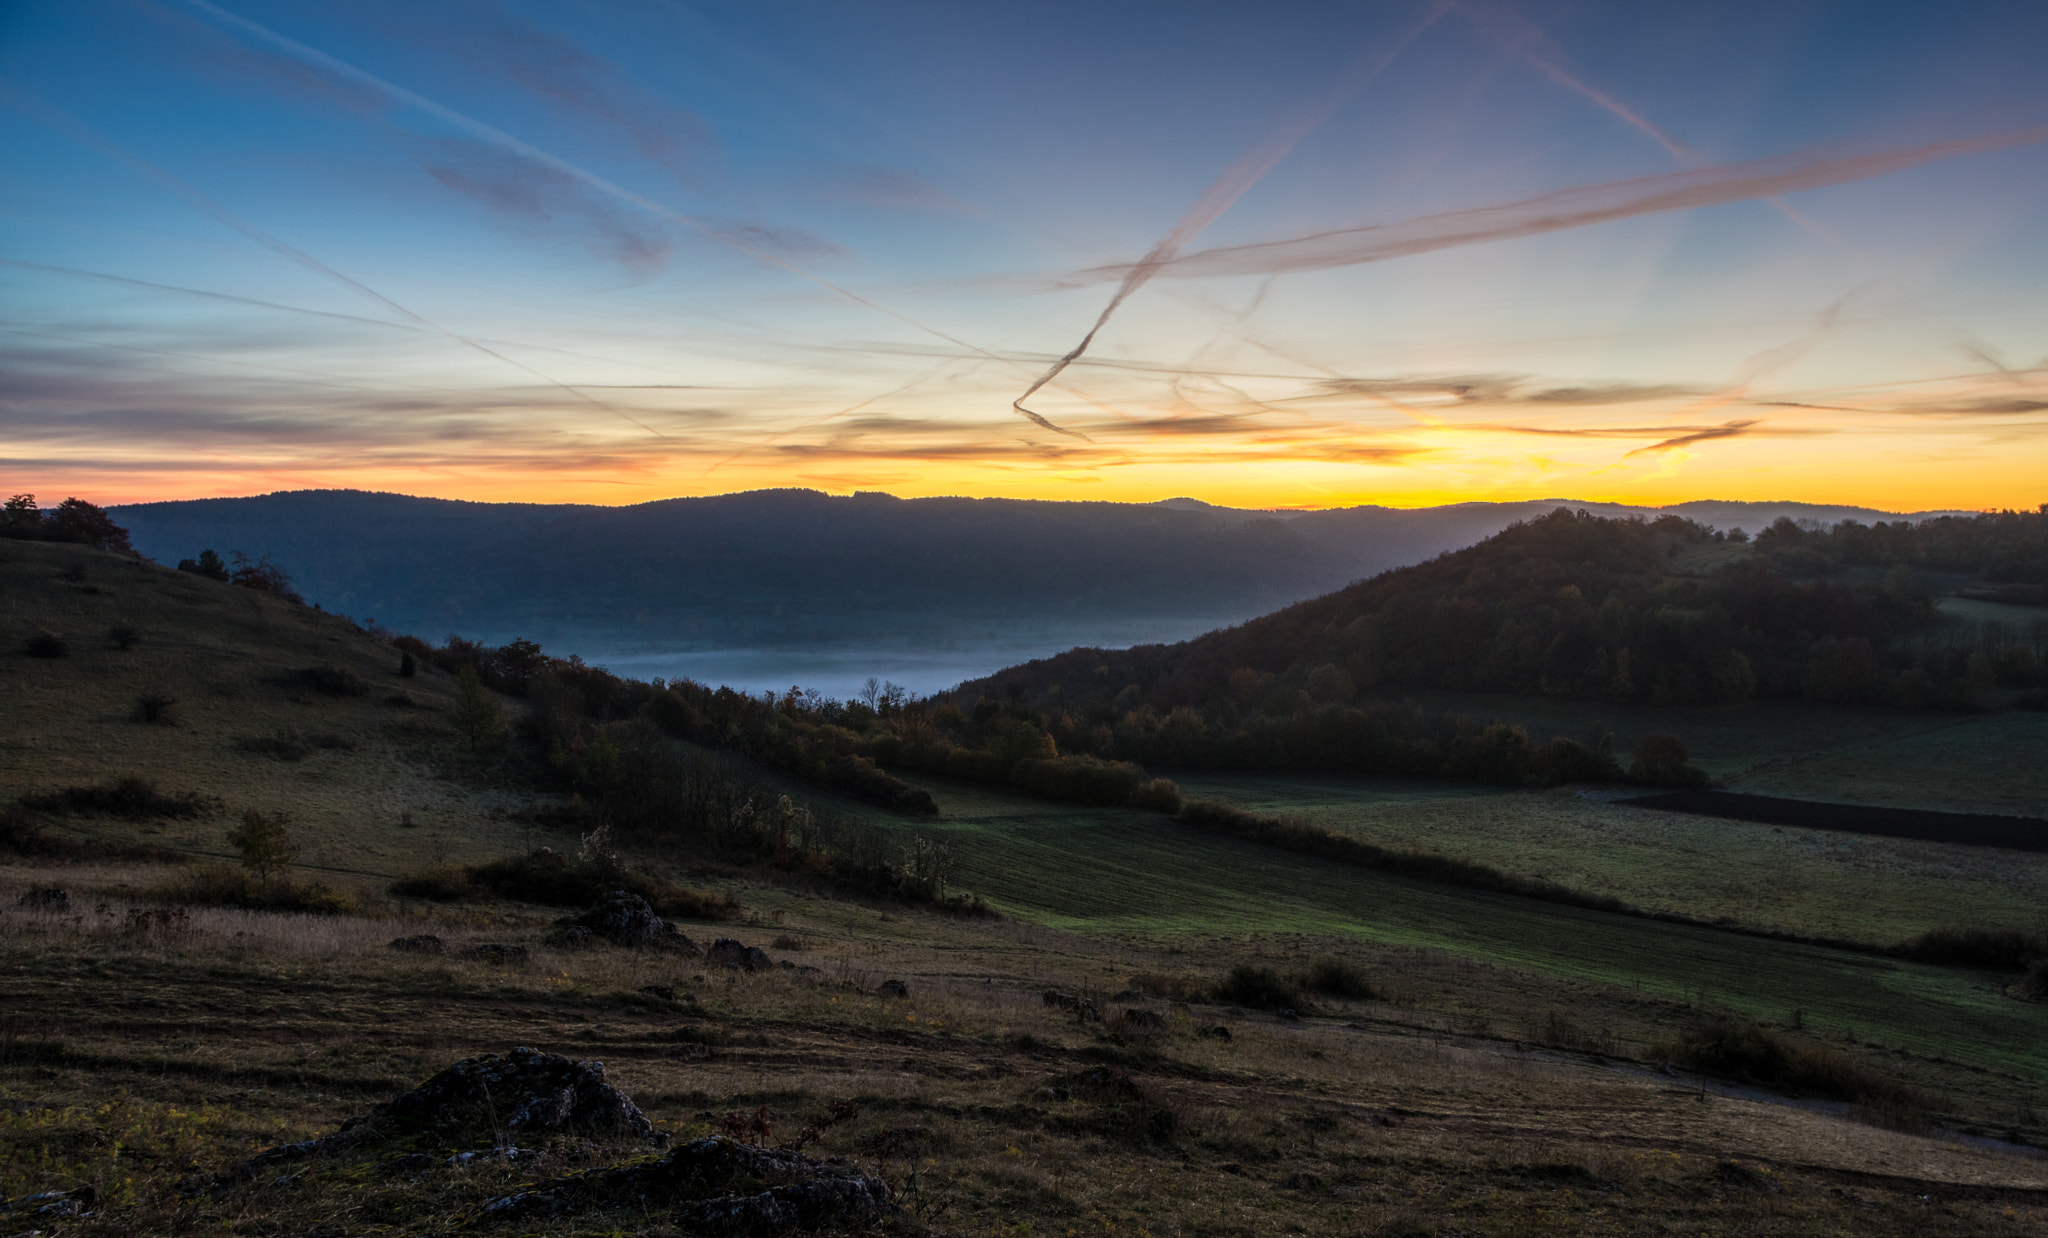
[227,551,302,602]
[1214,964,1299,1011]
[150,864,358,914]
[388,863,476,902]
[23,632,67,658]
[450,664,505,750]
[289,664,370,697]
[407,848,743,921]
[1656,1017,1920,1111]
[20,778,222,819]
[225,810,299,880]
[133,692,178,725]
[1010,754,1142,806]
[177,548,230,581]
[1896,927,2046,971]
[1127,971,1207,1002]
[1128,777,1184,813]
[1301,956,1376,999]
[0,808,175,861]
[1629,732,1706,786]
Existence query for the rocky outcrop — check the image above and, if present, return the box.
[547,890,699,951]
[238,1047,664,1176]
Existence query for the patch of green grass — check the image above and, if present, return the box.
[838,775,2048,1080]
[1165,773,2048,948]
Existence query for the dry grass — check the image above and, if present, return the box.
[2,887,2044,1236]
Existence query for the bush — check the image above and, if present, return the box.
[388,863,476,902]
[23,633,67,658]
[1126,971,1207,1002]
[133,693,177,725]
[1301,956,1376,999]
[20,778,222,819]
[1213,964,1299,1011]
[1656,1017,1920,1111]
[1629,732,1706,786]
[1129,777,1184,813]
[288,664,370,697]
[0,808,180,862]
[405,848,743,921]
[1009,754,1142,806]
[150,864,358,914]
[1896,927,2046,971]
[177,549,230,582]
[225,810,299,879]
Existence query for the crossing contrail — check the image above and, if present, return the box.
[1069,123,2048,284]
[1010,0,1456,433]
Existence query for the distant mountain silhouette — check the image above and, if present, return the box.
[112,489,1955,649]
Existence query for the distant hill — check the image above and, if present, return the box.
[111,489,1958,652]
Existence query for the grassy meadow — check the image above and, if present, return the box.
[4,538,2047,1235]
[1165,774,2048,947]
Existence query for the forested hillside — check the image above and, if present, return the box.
[111,489,1954,649]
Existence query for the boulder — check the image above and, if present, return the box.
[706,938,772,971]
[482,1137,892,1235]
[341,1047,665,1148]
[551,890,699,952]
[387,934,446,955]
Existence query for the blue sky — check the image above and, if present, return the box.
[3,0,2045,509]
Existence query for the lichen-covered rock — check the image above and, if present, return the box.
[237,1048,666,1180]
[551,890,699,951]
[481,1137,892,1234]
[706,938,772,971]
[342,1047,665,1147]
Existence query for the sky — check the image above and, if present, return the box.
[2,0,2045,513]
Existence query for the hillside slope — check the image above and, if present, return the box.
[0,538,537,878]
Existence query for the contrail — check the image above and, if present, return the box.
[1075,123,2048,283]
[1454,0,1849,250]
[1011,0,1456,430]
[1,78,679,443]
[180,1,1082,436]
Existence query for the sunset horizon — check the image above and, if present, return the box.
[6,1,2044,515]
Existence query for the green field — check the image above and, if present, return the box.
[836,775,2048,1085]
[1166,773,2048,947]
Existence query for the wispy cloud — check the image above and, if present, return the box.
[1065,124,2048,283]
